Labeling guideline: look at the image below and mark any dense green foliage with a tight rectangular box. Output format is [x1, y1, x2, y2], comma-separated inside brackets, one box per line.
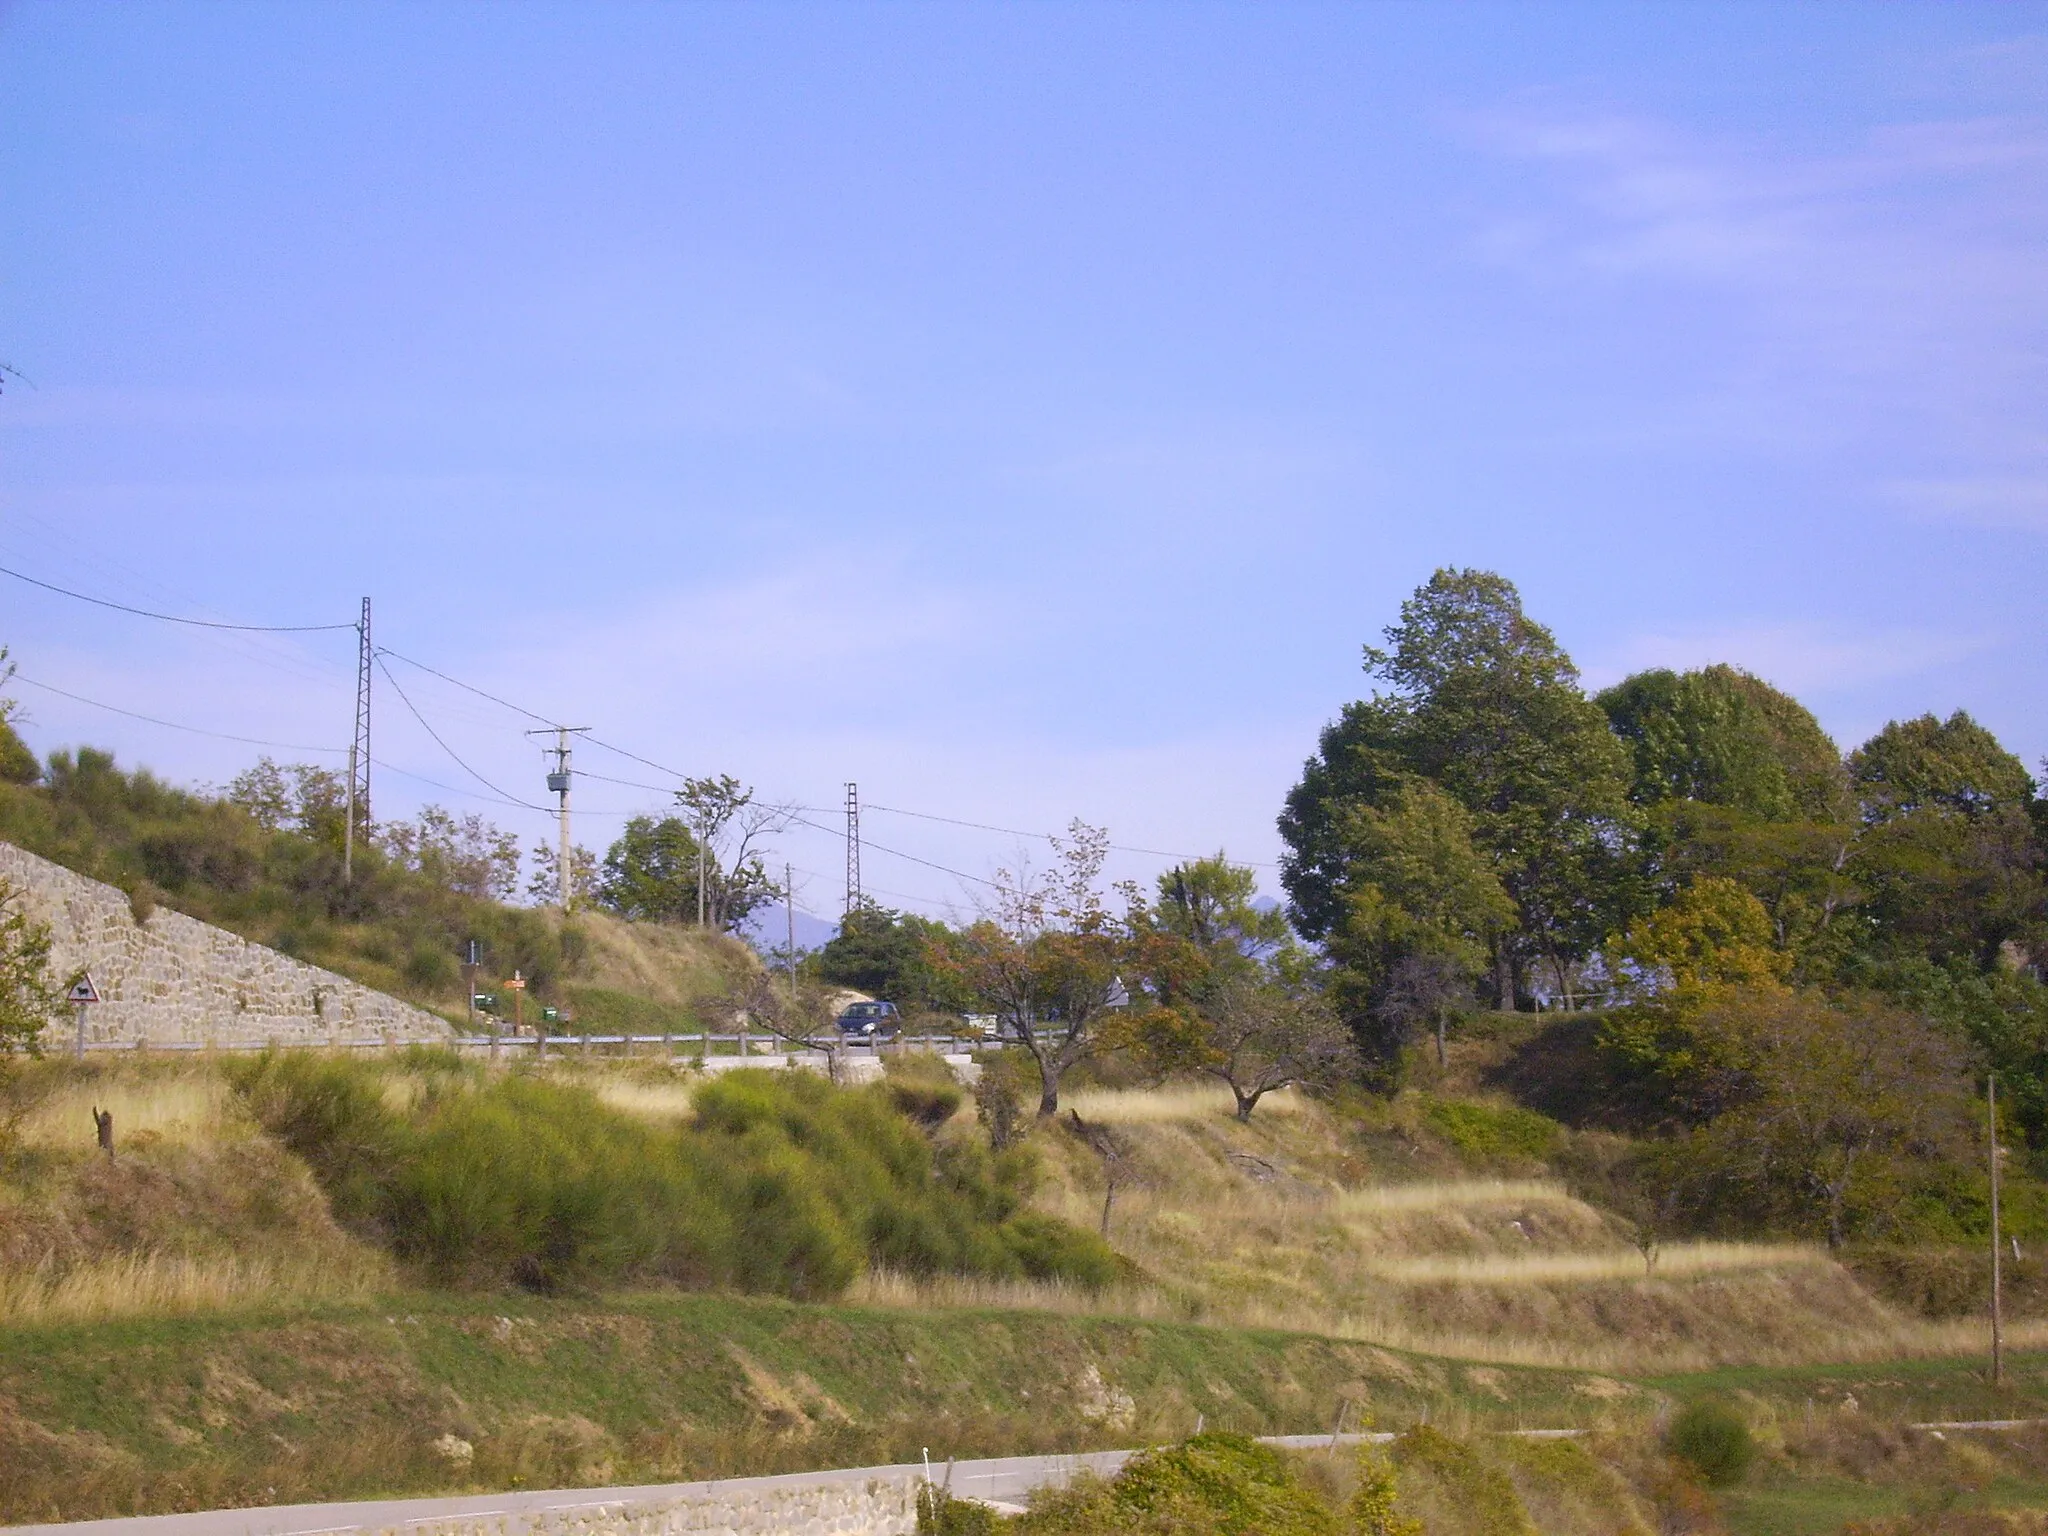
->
[0, 747, 567, 1012]
[1600, 663, 1846, 822]
[810, 899, 969, 1015]
[1281, 569, 1639, 1019]
[597, 813, 706, 924]
[0, 876, 56, 1054]
[1020, 1433, 1340, 1536]
[1664, 1399, 1754, 1487]
[230, 1052, 1115, 1296]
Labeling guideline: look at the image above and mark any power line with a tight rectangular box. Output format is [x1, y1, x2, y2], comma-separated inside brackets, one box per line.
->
[374, 647, 557, 726]
[0, 562, 357, 633]
[574, 768, 681, 794]
[373, 655, 546, 811]
[787, 812, 998, 890]
[369, 758, 640, 819]
[864, 800, 1279, 869]
[583, 734, 691, 781]
[10, 673, 347, 754]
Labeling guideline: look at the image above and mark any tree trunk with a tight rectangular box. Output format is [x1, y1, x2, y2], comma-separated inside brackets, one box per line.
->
[1234, 1086, 1258, 1122]
[1036, 1050, 1062, 1116]
[1435, 1011, 1447, 1068]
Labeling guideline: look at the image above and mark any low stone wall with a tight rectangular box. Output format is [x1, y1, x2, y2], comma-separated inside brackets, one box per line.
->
[0, 840, 453, 1049]
[394, 1478, 920, 1536]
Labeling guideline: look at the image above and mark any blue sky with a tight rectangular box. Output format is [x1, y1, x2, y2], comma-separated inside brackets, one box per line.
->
[2, 2, 2045, 924]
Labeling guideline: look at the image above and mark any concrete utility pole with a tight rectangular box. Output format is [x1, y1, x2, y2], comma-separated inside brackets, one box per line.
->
[786, 862, 797, 1003]
[696, 815, 707, 928]
[1992, 1073, 2006, 1385]
[343, 597, 371, 883]
[526, 725, 590, 909]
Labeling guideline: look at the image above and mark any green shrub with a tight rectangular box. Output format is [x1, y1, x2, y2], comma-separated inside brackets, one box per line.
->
[229, 1052, 409, 1227]
[233, 1056, 1111, 1298]
[917, 1483, 1000, 1535]
[1421, 1097, 1565, 1164]
[1018, 1433, 1338, 1536]
[1391, 1424, 1536, 1535]
[1666, 1399, 1753, 1487]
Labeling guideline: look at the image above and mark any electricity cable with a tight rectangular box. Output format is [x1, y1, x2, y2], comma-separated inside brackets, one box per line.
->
[0, 562, 357, 633]
[10, 673, 347, 755]
[582, 734, 692, 781]
[374, 647, 557, 726]
[787, 812, 998, 890]
[864, 801, 1279, 869]
[373, 655, 547, 811]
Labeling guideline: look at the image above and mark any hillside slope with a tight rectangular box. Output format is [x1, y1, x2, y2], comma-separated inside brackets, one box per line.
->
[904, 1081, 2037, 1374]
[0, 746, 757, 1031]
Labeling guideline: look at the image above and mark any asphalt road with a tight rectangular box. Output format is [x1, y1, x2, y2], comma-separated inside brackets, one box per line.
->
[0, 1433, 1466, 1536]
[0, 1449, 1137, 1536]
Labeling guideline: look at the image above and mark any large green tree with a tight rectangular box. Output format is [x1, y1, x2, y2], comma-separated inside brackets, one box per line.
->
[1844, 712, 2044, 969]
[1150, 852, 1290, 1001]
[1596, 667, 1856, 971]
[1598, 664, 1845, 823]
[597, 814, 703, 924]
[1279, 569, 1636, 1010]
[810, 901, 966, 1015]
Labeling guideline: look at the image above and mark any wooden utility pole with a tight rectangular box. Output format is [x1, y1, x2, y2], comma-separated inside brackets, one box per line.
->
[1992, 1073, 2006, 1385]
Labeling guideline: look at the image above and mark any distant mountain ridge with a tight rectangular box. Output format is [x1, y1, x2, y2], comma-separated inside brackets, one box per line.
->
[741, 901, 841, 955]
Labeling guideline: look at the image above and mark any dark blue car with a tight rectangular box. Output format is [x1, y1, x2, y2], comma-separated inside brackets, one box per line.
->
[835, 1000, 901, 1040]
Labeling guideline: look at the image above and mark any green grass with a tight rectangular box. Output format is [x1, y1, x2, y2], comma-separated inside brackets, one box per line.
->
[0, 1289, 1630, 1522]
[1641, 1350, 2048, 1424]
[1718, 1475, 1913, 1536]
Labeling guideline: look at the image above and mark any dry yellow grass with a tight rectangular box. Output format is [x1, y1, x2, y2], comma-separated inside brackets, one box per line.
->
[1364, 1240, 1829, 1285]
[569, 908, 759, 1007]
[1063, 1083, 1301, 1124]
[590, 1077, 703, 1122]
[1331, 1179, 1574, 1216]
[11, 1072, 240, 1149]
[0, 1248, 391, 1326]
[1002, 1086, 2002, 1373]
[851, 1263, 2048, 1375]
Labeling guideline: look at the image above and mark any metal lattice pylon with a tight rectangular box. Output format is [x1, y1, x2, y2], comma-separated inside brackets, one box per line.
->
[844, 780, 861, 915]
[343, 597, 371, 879]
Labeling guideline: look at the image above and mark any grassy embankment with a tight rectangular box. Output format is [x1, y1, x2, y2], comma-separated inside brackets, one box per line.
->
[866, 1073, 2042, 1376]
[0, 1289, 1629, 1523]
[6, 1051, 2045, 1530]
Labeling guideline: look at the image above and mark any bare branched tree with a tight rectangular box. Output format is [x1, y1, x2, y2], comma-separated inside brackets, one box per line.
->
[928, 822, 1165, 1117]
[1373, 951, 1475, 1069]
[1197, 977, 1359, 1122]
[676, 775, 795, 931]
[1067, 1107, 1140, 1237]
[707, 971, 844, 1080]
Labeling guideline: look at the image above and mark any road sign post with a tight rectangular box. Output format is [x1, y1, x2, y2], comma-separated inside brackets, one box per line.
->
[67, 973, 101, 1059]
[507, 971, 532, 1059]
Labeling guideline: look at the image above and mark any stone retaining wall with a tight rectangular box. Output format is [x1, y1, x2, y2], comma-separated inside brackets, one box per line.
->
[0, 840, 453, 1048]
[391, 1479, 920, 1536]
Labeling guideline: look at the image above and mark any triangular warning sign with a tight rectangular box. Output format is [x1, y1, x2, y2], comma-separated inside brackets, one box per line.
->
[66, 974, 101, 1005]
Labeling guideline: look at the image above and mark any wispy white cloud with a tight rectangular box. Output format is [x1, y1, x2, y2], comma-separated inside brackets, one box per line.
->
[1885, 475, 2048, 533]
[1464, 102, 2048, 482]
[1586, 620, 1995, 697]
